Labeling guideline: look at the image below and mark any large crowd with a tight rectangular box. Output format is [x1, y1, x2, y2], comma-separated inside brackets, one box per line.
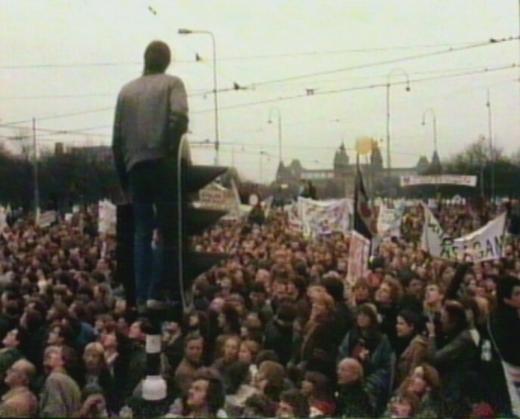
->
[0, 198, 518, 418]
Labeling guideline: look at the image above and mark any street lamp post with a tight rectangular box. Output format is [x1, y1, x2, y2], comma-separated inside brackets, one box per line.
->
[486, 89, 495, 202]
[178, 28, 220, 165]
[385, 68, 411, 175]
[421, 108, 438, 153]
[267, 108, 282, 164]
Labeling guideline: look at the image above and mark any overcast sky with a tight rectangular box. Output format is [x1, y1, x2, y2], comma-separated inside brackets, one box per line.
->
[1, 0, 519, 182]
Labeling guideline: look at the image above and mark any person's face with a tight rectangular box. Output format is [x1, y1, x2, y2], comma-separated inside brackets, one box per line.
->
[83, 349, 103, 372]
[5, 362, 25, 387]
[376, 283, 392, 305]
[254, 370, 268, 392]
[301, 379, 314, 397]
[2, 329, 19, 349]
[396, 316, 415, 338]
[505, 285, 520, 309]
[408, 369, 428, 396]
[337, 361, 359, 385]
[44, 349, 62, 372]
[224, 338, 239, 361]
[128, 322, 142, 340]
[356, 312, 372, 329]
[47, 327, 61, 345]
[311, 301, 327, 319]
[408, 279, 424, 298]
[185, 339, 203, 364]
[276, 401, 295, 418]
[187, 379, 209, 410]
[392, 398, 413, 418]
[250, 292, 265, 308]
[238, 344, 252, 364]
[425, 285, 442, 305]
[101, 332, 117, 350]
[354, 286, 370, 302]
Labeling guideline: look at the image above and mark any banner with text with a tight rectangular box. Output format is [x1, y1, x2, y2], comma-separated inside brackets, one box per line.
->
[98, 200, 116, 235]
[401, 174, 477, 188]
[297, 197, 352, 238]
[421, 204, 506, 263]
[377, 203, 404, 238]
[346, 231, 371, 286]
[199, 182, 240, 220]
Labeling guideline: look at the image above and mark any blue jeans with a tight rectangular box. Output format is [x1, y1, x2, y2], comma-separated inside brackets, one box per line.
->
[128, 159, 180, 304]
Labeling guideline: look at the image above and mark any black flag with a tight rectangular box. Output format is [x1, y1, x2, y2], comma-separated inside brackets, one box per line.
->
[354, 164, 375, 240]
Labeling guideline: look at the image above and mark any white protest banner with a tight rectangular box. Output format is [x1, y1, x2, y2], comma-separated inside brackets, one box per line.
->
[346, 231, 371, 286]
[377, 203, 402, 238]
[38, 211, 57, 228]
[198, 182, 239, 219]
[401, 174, 477, 188]
[298, 197, 351, 238]
[422, 204, 507, 263]
[98, 200, 116, 235]
[262, 196, 274, 218]
[0, 207, 6, 231]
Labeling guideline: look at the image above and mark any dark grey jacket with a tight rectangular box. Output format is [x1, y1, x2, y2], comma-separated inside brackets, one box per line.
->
[112, 73, 188, 188]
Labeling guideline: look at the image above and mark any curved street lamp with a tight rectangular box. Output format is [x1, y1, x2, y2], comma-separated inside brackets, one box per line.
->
[178, 28, 220, 165]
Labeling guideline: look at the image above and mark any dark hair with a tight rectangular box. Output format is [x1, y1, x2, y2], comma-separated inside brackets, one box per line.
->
[398, 309, 424, 335]
[279, 389, 310, 418]
[497, 275, 520, 308]
[321, 276, 344, 302]
[191, 368, 225, 415]
[224, 361, 250, 395]
[244, 393, 276, 417]
[443, 300, 468, 333]
[144, 40, 171, 74]
[303, 371, 332, 400]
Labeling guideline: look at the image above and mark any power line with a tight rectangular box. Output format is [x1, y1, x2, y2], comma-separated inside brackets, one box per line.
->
[0, 39, 499, 69]
[247, 37, 519, 88]
[191, 63, 518, 114]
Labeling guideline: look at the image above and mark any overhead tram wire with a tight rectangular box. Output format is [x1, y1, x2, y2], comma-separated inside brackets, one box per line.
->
[0, 38, 503, 69]
[190, 63, 519, 114]
[1, 62, 516, 135]
[246, 36, 519, 88]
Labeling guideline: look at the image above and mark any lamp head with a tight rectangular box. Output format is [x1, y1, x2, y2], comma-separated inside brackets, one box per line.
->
[268, 119, 273, 124]
[405, 84, 411, 92]
[178, 28, 193, 34]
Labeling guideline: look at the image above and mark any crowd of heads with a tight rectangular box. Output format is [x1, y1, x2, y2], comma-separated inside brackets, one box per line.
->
[0, 199, 518, 417]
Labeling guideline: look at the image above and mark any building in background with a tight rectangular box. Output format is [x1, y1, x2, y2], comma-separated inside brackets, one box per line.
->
[275, 142, 440, 198]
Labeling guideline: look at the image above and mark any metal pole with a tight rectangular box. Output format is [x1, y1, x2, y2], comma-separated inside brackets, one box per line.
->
[259, 151, 263, 183]
[432, 113, 438, 152]
[209, 33, 219, 166]
[278, 113, 282, 164]
[32, 118, 40, 221]
[385, 83, 391, 174]
[486, 89, 495, 202]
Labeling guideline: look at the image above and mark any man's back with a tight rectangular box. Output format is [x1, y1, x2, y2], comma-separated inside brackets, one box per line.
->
[39, 371, 81, 418]
[113, 73, 188, 172]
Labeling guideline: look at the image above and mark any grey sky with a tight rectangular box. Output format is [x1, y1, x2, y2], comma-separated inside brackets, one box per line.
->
[1, 0, 519, 182]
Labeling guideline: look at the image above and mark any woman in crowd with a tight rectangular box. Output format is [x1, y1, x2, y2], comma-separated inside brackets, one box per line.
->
[338, 303, 394, 413]
[394, 309, 428, 386]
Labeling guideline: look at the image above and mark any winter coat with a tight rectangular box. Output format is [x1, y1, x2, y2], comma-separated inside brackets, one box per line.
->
[395, 334, 428, 386]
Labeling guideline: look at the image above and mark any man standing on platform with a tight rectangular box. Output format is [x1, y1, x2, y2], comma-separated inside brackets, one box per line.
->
[112, 40, 189, 311]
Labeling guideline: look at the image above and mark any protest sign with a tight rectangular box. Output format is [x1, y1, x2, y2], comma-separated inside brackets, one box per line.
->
[401, 174, 477, 187]
[199, 182, 240, 219]
[98, 200, 116, 235]
[377, 203, 403, 238]
[346, 231, 371, 286]
[38, 211, 57, 228]
[297, 197, 351, 238]
[421, 204, 506, 263]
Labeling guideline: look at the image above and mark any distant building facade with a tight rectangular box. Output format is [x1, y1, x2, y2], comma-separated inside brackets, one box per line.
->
[275, 142, 440, 198]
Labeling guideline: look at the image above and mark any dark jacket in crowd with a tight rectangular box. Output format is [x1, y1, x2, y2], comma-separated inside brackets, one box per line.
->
[336, 382, 373, 417]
